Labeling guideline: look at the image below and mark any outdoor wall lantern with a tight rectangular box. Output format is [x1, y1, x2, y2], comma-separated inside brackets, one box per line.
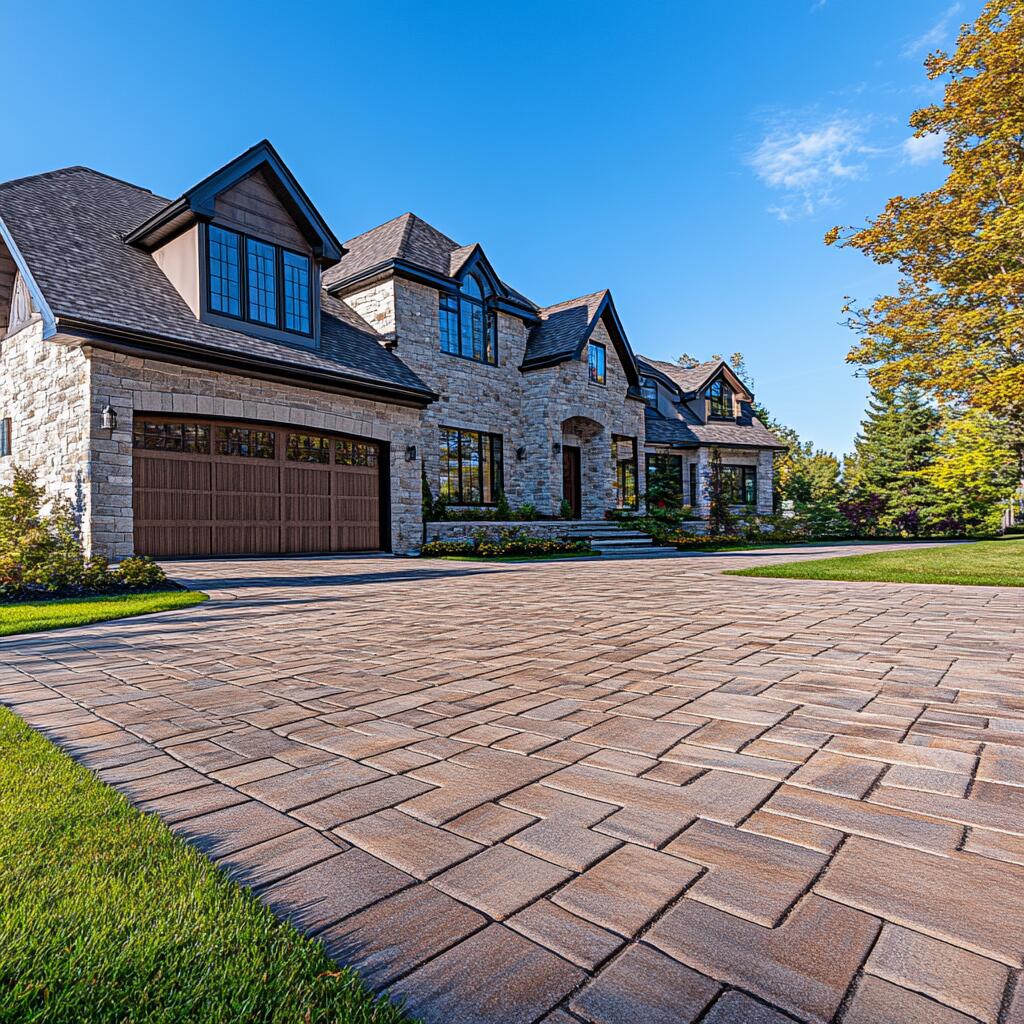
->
[100, 404, 118, 431]
[551, 442, 561, 455]
[515, 446, 526, 461]
[405, 444, 418, 462]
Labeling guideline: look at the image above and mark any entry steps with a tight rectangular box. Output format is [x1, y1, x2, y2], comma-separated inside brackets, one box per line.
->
[563, 520, 679, 557]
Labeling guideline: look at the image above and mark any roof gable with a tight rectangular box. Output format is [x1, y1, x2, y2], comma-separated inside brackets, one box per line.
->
[125, 140, 344, 264]
[637, 356, 752, 401]
[523, 289, 640, 387]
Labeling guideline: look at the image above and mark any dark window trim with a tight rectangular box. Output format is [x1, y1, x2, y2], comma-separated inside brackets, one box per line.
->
[707, 378, 734, 419]
[721, 463, 758, 506]
[439, 425, 504, 506]
[613, 434, 637, 510]
[203, 223, 315, 340]
[588, 342, 607, 386]
[0, 416, 11, 457]
[437, 274, 499, 367]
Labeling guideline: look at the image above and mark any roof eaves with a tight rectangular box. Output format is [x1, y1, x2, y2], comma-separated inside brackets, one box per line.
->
[0, 213, 57, 338]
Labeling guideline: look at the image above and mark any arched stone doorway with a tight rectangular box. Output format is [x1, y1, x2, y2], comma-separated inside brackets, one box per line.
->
[560, 415, 608, 519]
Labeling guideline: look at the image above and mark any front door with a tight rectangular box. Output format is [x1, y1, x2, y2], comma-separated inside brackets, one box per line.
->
[562, 445, 582, 519]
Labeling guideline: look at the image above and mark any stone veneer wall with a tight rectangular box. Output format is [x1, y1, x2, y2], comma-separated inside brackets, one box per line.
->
[0, 321, 93, 539]
[522, 319, 647, 519]
[87, 350, 424, 559]
[665, 445, 773, 516]
[347, 278, 646, 519]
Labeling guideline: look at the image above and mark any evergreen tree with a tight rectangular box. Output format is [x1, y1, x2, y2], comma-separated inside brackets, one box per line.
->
[850, 385, 941, 534]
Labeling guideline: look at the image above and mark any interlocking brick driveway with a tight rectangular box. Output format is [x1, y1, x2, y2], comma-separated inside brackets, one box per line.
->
[3, 544, 1024, 1024]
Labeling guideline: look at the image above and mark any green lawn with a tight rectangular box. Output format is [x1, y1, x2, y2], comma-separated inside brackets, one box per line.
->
[0, 590, 209, 637]
[726, 537, 1024, 587]
[0, 707, 412, 1024]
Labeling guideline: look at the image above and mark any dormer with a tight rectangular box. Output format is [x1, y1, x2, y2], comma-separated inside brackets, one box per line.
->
[126, 140, 344, 350]
[679, 363, 752, 423]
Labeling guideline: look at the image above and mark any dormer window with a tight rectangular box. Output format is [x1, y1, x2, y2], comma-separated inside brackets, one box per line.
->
[588, 342, 606, 386]
[205, 224, 312, 337]
[640, 376, 658, 408]
[439, 273, 497, 365]
[707, 379, 733, 418]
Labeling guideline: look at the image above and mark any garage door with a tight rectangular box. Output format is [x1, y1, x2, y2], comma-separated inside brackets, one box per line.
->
[132, 416, 383, 557]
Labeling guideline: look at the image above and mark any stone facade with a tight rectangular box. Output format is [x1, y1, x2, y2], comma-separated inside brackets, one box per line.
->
[85, 350, 424, 559]
[424, 520, 583, 544]
[646, 444, 774, 516]
[345, 278, 646, 520]
[0, 319, 93, 535]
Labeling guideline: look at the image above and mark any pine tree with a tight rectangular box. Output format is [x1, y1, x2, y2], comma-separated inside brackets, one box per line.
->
[850, 385, 941, 534]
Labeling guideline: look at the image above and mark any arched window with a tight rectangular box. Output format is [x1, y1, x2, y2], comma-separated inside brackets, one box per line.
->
[707, 379, 733, 418]
[438, 272, 498, 365]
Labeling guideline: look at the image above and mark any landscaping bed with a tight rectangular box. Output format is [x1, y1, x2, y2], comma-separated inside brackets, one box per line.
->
[0, 707, 412, 1024]
[725, 537, 1023, 587]
[420, 526, 593, 560]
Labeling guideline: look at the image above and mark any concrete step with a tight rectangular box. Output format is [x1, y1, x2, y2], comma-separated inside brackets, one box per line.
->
[590, 537, 657, 548]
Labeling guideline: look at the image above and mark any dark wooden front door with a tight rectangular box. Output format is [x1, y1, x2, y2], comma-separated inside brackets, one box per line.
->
[132, 416, 384, 557]
[562, 445, 582, 519]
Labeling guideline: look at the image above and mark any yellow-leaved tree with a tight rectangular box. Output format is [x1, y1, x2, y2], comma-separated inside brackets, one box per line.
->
[826, 0, 1024, 483]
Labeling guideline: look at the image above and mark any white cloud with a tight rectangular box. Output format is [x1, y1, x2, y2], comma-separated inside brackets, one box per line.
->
[900, 3, 961, 59]
[902, 131, 946, 164]
[750, 116, 872, 219]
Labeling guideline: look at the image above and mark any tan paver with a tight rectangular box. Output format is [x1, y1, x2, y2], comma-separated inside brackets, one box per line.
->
[2, 545, 1022, 1023]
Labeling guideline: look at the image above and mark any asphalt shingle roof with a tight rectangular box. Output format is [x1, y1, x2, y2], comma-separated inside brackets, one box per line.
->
[523, 290, 609, 367]
[0, 168, 433, 399]
[637, 356, 724, 394]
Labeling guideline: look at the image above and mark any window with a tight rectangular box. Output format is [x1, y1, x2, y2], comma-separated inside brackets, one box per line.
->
[286, 432, 330, 463]
[216, 426, 275, 459]
[588, 342, 606, 385]
[640, 376, 658, 408]
[208, 226, 241, 317]
[439, 273, 497, 365]
[439, 427, 503, 505]
[722, 465, 757, 506]
[707, 379, 733, 418]
[689, 462, 699, 506]
[246, 238, 277, 325]
[336, 438, 379, 467]
[614, 436, 637, 510]
[282, 251, 311, 333]
[0, 417, 11, 457]
[439, 292, 459, 354]
[132, 420, 210, 453]
[206, 225, 312, 336]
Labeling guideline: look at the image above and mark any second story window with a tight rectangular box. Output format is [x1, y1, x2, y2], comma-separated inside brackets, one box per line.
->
[707, 379, 733, 418]
[640, 376, 658, 408]
[588, 342, 606, 385]
[206, 225, 312, 337]
[438, 273, 497, 365]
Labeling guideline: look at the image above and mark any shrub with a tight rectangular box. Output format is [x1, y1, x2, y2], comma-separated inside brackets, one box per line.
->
[558, 499, 574, 520]
[513, 503, 540, 521]
[0, 466, 171, 600]
[421, 527, 592, 559]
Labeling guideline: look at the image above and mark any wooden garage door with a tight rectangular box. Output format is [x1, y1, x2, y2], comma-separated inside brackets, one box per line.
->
[132, 416, 383, 557]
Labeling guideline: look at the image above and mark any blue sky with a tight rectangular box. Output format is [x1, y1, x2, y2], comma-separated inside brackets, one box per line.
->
[3, 0, 976, 455]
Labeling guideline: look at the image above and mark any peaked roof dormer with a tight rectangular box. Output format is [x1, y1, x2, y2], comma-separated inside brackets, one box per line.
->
[637, 357, 753, 402]
[523, 289, 641, 390]
[124, 140, 344, 266]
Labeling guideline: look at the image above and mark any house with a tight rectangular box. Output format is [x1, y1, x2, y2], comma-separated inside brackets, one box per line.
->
[0, 141, 781, 559]
[637, 357, 784, 515]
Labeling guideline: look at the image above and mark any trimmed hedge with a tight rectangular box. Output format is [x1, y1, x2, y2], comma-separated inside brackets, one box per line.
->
[421, 527, 592, 558]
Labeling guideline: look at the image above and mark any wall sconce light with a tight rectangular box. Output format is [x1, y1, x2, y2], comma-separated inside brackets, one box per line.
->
[100, 404, 118, 431]
[551, 442, 561, 455]
[515, 446, 526, 461]
[405, 444, 418, 462]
